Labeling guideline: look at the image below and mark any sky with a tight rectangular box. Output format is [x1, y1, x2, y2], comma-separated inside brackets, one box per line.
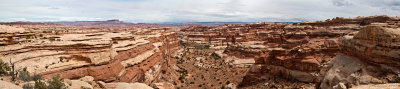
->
[0, 0, 399, 23]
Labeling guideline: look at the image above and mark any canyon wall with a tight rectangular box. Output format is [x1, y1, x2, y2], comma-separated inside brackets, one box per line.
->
[0, 25, 180, 85]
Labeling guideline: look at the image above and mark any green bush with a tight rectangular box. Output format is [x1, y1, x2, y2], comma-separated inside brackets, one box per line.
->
[0, 60, 10, 76]
[81, 86, 91, 89]
[32, 74, 42, 81]
[23, 84, 34, 89]
[18, 67, 42, 81]
[46, 75, 66, 89]
[34, 75, 66, 89]
[34, 80, 47, 89]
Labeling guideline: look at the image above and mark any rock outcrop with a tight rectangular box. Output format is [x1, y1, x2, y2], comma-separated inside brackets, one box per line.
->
[319, 25, 400, 89]
[0, 25, 180, 86]
[105, 82, 153, 89]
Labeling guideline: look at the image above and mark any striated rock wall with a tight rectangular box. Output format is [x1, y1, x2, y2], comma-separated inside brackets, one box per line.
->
[340, 26, 400, 67]
[0, 25, 181, 85]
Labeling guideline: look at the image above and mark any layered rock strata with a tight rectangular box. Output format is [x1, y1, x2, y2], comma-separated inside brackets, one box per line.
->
[0, 25, 180, 85]
[319, 25, 400, 89]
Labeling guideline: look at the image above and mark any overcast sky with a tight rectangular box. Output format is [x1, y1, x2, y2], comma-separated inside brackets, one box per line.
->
[0, 0, 399, 23]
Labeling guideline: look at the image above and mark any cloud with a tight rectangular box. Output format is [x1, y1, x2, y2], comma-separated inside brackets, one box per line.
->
[332, 0, 352, 6]
[0, 0, 399, 22]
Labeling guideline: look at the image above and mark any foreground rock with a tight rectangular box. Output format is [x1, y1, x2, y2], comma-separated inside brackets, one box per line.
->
[0, 80, 22, 89]
[319, 25, 400, 89]
[105, 82, 153, 89]
[350, 83, 400, 89]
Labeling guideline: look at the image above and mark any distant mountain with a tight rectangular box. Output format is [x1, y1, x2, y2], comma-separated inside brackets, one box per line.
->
[49, 19, 129, 26]
[48, 20, 181, 27]
[0, 21, 57, 25]
[157, 22, 255, 25]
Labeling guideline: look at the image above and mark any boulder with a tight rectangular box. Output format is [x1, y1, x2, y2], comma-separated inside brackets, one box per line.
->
[70, 80, 93, 89]
[154, 82, 174, 89]
[105, 82, 153, 89]
[79, 76, 94, 83]
[333, 83, 346, 89]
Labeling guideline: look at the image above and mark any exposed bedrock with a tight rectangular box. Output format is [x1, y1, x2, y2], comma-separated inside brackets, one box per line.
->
[319, 25, 400, 89]
[0, 26, 181, 85]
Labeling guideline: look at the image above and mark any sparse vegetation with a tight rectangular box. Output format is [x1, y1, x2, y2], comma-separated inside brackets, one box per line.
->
[81, 86, 91, 89]
[18, 67, 42, 82]
[33, 75, 66, 89]
[204, 45, 210, 49]
[34, 80, 47, 89]
[0, 60, 10, 76]
[23, 84, 34, 89]
[49, 38, 56, 41]
[211, 52, 221, 60]
[381, 68, 392, 76]
[179, 40, 186, 47]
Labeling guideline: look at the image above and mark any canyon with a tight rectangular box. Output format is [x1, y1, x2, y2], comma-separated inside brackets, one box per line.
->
[0, 15, 399, 89]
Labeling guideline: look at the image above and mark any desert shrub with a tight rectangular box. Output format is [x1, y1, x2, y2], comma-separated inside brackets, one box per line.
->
[211, 52, 221, 60]
[176, 68, 187, 74]
[18, 67, 41, 81]
[393, 77, 400, 83]
[381, 68, 392, 76]
[204, 45, 210, 49]
[33, 75, 65, 89]
[32, 74, 42, 81]
[23, 84, 34, 89]
[179, 76, 185, 81]
[46, 75, 66, 89]
[177, 59, 184, 64]
[0, 60, 10, 76]
[179, 40, 186, 46]
[81, 86, 91, 89]
[49, 38, 56, 41]
[321, 59, 326, 63]
[34, 80, 47, 89]
[270, 84, 276, 88]
[162, 70, 166, 74]
[19, 67, 31, 81]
